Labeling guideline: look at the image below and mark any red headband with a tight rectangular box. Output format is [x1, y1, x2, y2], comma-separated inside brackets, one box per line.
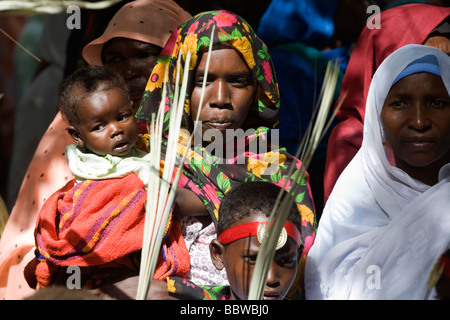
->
[218, 221, 301, 249]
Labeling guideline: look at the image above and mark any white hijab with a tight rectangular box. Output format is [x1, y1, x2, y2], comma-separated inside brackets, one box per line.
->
[305, 44, 450, 300]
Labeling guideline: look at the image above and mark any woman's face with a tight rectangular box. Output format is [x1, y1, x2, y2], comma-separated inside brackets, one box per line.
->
[190, 47, 257, 140]
[72, 86, 138, 157]
[102, 38, 162, 113]
[381, 72, 450, 180]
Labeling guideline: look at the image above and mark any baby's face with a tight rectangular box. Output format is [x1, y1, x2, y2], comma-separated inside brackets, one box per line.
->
[76, 86, 138, 156]
[220, 216, 299, 300]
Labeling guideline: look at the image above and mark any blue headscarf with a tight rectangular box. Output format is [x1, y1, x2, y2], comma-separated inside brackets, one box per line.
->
[257, 0, 339, 48]
[393, 54, 441, 85]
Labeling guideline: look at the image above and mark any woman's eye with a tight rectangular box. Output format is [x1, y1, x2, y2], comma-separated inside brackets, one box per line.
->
[104, 55, 123, 65]
[431, 99, 449, 108]
[195, 77, 208, 86]
[139, 50, 158, 60]
[389, 100, 407, 109]
[231, 79, 250, 87]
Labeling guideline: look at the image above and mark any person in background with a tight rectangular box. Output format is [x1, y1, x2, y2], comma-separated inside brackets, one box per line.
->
[324, 4, 450, 204]
[0, 0, 190, 300]
[1, 15, 26, 208]
[82, 0, 191, 113]
[255, 0, 370, 216]
[7, 1, 132, 211]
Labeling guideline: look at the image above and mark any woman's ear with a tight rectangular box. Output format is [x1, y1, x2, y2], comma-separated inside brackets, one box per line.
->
[66, 126, 84, 148]
[209, 239, 226, 270]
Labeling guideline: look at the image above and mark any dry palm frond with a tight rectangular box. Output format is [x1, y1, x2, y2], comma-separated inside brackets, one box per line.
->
[0, 0, 123, 16]
[136, 51, 191, 300]
[136, 25, 215, 300]
[248, 60, 342, 300]
[0, 195, 8, 238]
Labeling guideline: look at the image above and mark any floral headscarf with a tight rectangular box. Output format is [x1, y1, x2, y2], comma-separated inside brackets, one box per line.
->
[136, 11, 316, 298]
[136, 10, 280, 133]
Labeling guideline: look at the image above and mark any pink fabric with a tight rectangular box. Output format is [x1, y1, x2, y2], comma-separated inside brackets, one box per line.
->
[0, 113, 73, 299]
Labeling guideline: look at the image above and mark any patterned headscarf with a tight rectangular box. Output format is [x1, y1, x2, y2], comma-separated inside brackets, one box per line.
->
[136, 11, 316, 299]
[136, 10, 280, 134]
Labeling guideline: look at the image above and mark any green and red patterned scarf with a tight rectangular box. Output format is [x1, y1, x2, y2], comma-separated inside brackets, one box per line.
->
[136, 10, 280, 133]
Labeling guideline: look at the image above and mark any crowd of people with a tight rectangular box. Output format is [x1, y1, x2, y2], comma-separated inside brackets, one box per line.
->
[0, 0, 449, 301]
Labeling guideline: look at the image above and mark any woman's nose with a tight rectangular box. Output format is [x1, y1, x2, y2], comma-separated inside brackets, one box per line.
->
[209, 79, 232, 108]
[408, 104, 431, 131]
[114, 58, 140, 80]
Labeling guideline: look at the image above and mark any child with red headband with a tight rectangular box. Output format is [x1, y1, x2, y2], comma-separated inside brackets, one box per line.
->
[166, 181, 303, 300]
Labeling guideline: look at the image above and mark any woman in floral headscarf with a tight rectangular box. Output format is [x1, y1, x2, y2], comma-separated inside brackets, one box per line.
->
[136, 10, 316, 299]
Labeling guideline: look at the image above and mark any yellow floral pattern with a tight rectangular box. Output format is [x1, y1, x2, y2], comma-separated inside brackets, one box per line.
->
[247, 151, 287, 177]
[179, 32, 198, 70]
[231, 37, 255, 69]
[145, 61, 167, 93]
[297, 204, 315, 225]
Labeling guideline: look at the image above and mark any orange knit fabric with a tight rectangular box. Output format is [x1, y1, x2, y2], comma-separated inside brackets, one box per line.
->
[25, 173, 189, 289]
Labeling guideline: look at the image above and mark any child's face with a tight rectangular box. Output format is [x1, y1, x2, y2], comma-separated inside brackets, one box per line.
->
[211, 215, 299, 300]
[71, 86, 138, 156]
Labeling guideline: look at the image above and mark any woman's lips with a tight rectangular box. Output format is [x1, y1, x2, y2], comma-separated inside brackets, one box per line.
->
[203, 121, 233, 131]
[403, 137, 435, 150]
[127, 83, 144, 102]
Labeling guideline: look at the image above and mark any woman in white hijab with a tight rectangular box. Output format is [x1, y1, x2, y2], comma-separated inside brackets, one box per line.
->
[305, 44, 450, 300]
